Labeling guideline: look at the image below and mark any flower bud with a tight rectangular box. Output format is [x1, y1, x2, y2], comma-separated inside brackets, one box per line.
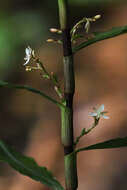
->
[25, 66, 32, 71]
[50, 28, 62, 34]
[94, 15, 101, 20]
[47, 39, 54, 43]
[50, 28, 58, 33]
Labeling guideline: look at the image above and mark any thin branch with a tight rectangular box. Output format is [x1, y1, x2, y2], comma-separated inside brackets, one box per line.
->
[0, 80, 65, 109]
[74, 118, 99, 147]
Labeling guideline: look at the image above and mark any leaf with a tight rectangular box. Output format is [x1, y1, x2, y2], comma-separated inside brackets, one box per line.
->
[0, 140, 64, 190]
[92, 31, 101, 36]
[73, 25, 127, 53]
[0, 80, 64, 108]
[76, 136, 127, 153]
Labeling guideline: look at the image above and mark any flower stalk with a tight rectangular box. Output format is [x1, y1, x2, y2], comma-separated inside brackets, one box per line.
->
[24, 47, 64, 100]
[74, 105, 109, 147]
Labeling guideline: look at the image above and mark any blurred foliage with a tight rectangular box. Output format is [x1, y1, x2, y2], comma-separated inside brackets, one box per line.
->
[0, 1, 127, 190]
[69, 0, 125, 6]
[0, 11, 48, 78]
[0, 0, 126, 79]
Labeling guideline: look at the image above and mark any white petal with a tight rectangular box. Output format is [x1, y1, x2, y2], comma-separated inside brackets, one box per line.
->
[102, 115, 109, 119]
[25, 48, 30, 55]
[25, 46, 32, 56]
[97, 104, 104, 113]
[24, 58, 30, 65]
[24, 60, 29, 65]
[24, 46, 33, 65]
[89, 112, 97, 117]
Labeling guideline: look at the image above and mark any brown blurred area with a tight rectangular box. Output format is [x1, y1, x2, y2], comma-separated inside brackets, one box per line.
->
[0, 0, 127, 190]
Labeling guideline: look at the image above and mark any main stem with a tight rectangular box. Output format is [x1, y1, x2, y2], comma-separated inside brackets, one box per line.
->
[58, 1, 78, 190]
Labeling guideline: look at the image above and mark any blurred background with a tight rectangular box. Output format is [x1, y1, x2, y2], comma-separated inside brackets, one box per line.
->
[0, 0, 127, 190]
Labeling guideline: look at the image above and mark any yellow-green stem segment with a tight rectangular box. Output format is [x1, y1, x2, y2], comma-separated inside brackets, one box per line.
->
[61, 107, 73, 147]
[58, 0, 68, 29]
[61, 107, 78, 190]
[64, 153, 77, 190]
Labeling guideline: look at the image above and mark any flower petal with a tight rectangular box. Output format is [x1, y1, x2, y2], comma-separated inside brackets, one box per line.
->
[25, 46, 32, 56]
[24, 46, 33, 65]
[102, 115, 109, 119]
[24, 58, 30, 65]
[97, 104, 104, 113]
[89, 112, 97, 117]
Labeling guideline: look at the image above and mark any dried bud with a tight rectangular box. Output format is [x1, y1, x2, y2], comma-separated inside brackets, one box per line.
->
[47, 38, 54, 42]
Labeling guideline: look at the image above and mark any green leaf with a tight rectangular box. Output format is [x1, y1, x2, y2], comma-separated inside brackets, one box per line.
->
[73, 25, 127, 53]
[76, 136, 127, 153]
[0, 80, 64, 108]
[0, 140, 64, 190]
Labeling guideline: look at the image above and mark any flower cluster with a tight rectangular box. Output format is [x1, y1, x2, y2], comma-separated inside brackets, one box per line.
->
[89, 104, 109, 120]
[71, 14, 101, 41]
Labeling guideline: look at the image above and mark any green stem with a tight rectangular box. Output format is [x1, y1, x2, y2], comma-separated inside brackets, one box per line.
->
[58, 1, 78, 190]
[58, 0, 68, 29]
[61, 107, 78, 190]
[61, 107, 73, 147]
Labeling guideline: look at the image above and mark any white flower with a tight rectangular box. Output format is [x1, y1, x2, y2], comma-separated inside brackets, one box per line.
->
[89, 104, 109, 120]
[24, 46, 35, 65]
